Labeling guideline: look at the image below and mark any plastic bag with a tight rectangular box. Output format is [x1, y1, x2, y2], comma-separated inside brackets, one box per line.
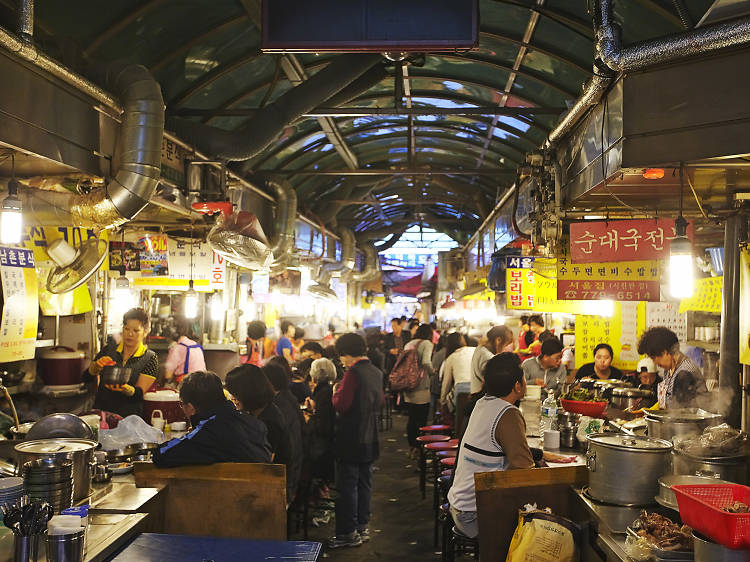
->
[576, 416, 603, 443]
[99, 415, 164, 450]
[206, 210, 273, 270]
[506, 507, 578, 562]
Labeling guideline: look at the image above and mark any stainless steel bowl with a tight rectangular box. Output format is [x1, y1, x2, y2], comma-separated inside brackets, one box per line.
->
[25, 413, 94, 441]
[100, 366, 132, 385]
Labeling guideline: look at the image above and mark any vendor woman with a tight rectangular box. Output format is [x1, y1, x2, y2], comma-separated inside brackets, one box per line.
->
[83, 308, 159, 418]
[637, 327, 708, 409]
[575, 343, 624, 380]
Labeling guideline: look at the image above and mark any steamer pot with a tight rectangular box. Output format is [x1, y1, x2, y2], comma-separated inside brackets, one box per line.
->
[143, 390, 185, 424]
[15, 439, 96, 501]
[671, 448, 750, 485]
[37, 347, 84, 387]
[586, 433, 672, 506]
[645, 408, 723, 441]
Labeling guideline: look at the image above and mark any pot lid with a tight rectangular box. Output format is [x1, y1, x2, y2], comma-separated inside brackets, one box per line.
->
[586, 432, 673, 451]
[144, 390, 180, 401]
[646, 408, 723, 421]
[593, 379, 631, 386]
[39, 347, 84, 360]
[15, 438, 96, 454]
[612, 387, 654, 397]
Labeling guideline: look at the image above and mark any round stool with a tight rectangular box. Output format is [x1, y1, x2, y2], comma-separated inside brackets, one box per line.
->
[420, 424, 452, 434]
[424, 441, 457, 452]
[440, 469, 453, 478]
[416, 434, 450, 498]
[440, 456, 456, 468]
[437, 449, 458, 459]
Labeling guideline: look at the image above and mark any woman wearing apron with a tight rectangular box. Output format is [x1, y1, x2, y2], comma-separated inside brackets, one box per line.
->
[164, 318, 206, 385]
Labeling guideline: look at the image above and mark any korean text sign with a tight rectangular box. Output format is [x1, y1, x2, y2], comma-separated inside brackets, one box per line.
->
[0, 247, 38, 362]
[569, 219, 694, 263]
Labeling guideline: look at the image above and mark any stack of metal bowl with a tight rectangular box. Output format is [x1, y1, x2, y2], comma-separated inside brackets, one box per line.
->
[22, 459, 73, 513]
[0, 477, 24, 508]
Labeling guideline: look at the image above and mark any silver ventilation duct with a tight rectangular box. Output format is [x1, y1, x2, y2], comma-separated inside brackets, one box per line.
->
[15, 62, 164, 228]
[267, 178, 298, 265]
[545, 0, 750, 149]
[167, 54, 382, 162]
[308, 227, 356, 298]
[346, 244, 381, 283]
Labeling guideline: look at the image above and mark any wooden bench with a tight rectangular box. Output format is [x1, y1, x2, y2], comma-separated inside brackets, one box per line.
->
[134, 462, 287, 540]
[475, 465, 588, 560]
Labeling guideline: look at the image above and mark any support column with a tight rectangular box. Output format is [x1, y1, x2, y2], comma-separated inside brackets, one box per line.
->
[719, 214, 746, 428]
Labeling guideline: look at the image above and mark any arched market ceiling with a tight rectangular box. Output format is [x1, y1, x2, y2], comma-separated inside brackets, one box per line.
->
[0, 0, 715, 242]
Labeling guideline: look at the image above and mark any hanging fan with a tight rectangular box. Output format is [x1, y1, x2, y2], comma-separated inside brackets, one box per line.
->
[46, 237, 108, 294]
[194, 202, 273, 270]
[307, 281, 338, 300]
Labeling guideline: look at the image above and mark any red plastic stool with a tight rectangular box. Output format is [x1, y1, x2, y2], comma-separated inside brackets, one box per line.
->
[424, 441, 457, 452]
[438, 449, 458, 458]
[420, 424, 452, 434]
[416, 434, 450, 498]
[440, 456, 456, 468]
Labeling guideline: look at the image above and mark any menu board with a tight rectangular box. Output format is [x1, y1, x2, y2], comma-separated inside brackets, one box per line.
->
[678, 277, 722, 314]
[575, 302, 644, 370]
[0, 247, 38, 362]
[109, 234, 168, 276]
[132, 239, 225, 290]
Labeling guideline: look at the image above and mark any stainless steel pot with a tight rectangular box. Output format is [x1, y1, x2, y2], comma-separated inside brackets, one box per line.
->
[657, 474, 731, 510]
[586, 433, 673, 506]
[645, 408, 723, 441]
[14, 439, 97, 501]
[672, 449, 750, 484]
[611, 387, 654, 410]
[593, 379, 632, 401]
[693, 532, 750, 562]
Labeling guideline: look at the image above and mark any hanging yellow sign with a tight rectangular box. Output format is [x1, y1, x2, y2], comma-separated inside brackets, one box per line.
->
[575, 302, 646, 370]
[740, 248, 750, 365]
[679, 277, 722, 314]
[506, 257, 590, 314]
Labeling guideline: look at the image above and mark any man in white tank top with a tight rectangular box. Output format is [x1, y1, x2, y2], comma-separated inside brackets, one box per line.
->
[447, 353, 534, 538]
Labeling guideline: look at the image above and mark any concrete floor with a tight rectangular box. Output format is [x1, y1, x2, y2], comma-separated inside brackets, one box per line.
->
[296, 411, 448, 561]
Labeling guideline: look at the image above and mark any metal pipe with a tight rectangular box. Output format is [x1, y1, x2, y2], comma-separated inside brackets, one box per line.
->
[318, 227, 356, 283]
[16, 0, 33, 41]
[719, 214, 746, 428]
[0, 25, 122, 112]
[544, 73, 611, 148]
[346, 244, 381, 283]
[266, 178, 298, 264]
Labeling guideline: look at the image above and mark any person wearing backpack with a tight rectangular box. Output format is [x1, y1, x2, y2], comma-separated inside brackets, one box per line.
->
[403, 323, 434, 459]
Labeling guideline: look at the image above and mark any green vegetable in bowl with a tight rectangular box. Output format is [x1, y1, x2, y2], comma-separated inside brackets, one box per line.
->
[563, 388, 597, 402]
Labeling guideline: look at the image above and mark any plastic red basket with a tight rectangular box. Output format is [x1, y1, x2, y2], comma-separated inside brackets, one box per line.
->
[560, 398, 607, 418]
[672, 484, 750, 549]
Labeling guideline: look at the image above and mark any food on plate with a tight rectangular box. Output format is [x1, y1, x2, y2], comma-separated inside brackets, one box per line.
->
[563, 388, 597, 402]
[722, 501, 750, 513]
[632, 511, 693, 552]
[542, 451, 577, 463]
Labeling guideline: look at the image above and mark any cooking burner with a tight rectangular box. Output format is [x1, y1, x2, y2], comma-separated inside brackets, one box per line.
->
[581, 486, 656, 508]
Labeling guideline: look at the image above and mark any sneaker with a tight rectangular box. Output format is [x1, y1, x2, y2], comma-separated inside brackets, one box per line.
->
[358, 528, 371, 542]
[327, 533, 363, 549]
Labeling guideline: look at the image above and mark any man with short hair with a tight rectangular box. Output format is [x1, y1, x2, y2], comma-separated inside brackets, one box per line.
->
[470, 325, 513, 394]
[152, 371, 271, 467]
[383, 317, 411, 374]
[245, 320, 267, 367]
[276, 320, 296, 363]
[448, 353, 533, 538]
[522, 338, 567, 390]
[328, 333, 384, 549]
[300, 341, 325, 360]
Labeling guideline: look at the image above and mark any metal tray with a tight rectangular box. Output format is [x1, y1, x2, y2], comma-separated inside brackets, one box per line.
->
[626, 527, 694, 560]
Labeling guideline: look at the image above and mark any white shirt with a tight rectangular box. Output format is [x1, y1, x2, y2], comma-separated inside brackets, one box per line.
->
[440, 346, 476, 403]
[470, 346, 493, 394]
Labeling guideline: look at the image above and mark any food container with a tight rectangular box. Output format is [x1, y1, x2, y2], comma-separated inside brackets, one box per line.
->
[143, 390, 185, 424]
[611, 387, 654, 410]
[658, 474, 731, 510]
[37, 347, 84, 387]
[560, 426, 578, 449]
[561, 398, 608, 418]
[100, 366, 132, 385]
[693, 532, 750, 561]
[673, 484, 750, 550]
[672, 449, 750, 485]
[586, 433, 673, 506]
[15, 439, 97, 502]
[645, 408, 723, 441]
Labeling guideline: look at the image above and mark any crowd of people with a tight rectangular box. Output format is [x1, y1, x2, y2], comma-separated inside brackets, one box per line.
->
[85, 307, 710, 550]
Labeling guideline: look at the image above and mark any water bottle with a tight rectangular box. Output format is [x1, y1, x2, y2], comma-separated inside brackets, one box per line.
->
[540, 390, 558, 433]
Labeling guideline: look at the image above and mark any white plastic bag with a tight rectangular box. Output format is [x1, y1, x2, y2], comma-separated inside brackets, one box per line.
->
[99, 415, 163, 450]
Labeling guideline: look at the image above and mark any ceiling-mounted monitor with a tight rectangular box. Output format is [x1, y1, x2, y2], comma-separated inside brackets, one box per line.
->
[261, 0, 478, 52]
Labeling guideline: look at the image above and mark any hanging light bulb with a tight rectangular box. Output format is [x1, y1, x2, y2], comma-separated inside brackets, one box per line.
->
[669, 217, 694, 298]
[670, 165, 694, 299]
[1, 157, 23, 244]
[184, 280, 199, 319]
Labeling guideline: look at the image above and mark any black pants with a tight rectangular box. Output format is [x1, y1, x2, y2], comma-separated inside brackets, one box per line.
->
[406, 402, 430, 447]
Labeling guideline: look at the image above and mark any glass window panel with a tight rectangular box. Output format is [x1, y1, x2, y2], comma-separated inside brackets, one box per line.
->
[511, 76, 568, 109]
[479, 0, 535, 38]
[531, 17, 593, 68]
[521, 50, 590, 94]
[186, 56, 277, 110]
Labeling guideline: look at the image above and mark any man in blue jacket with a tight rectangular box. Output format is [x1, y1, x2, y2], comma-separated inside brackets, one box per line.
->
[328, 333, 384, 549]
[152, 371, 271, 467]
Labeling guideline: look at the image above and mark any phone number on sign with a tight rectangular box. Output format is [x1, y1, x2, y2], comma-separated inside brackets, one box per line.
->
[557, 280, 660, 301]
